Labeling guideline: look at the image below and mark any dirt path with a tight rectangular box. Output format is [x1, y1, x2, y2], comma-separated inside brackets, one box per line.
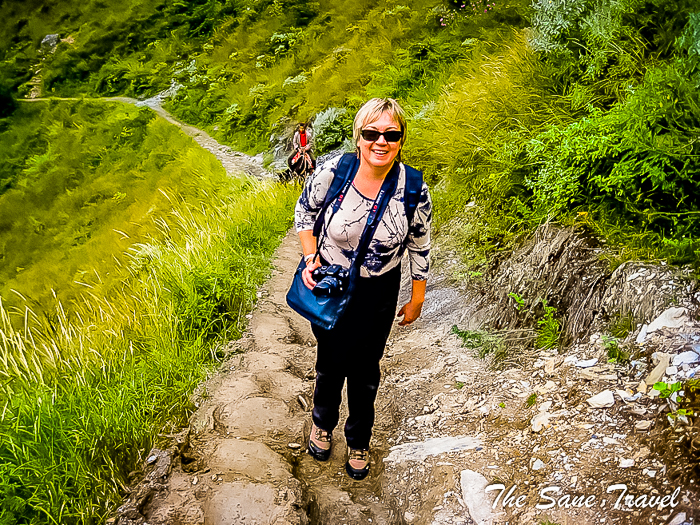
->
[115, 225, 698, 525]
[19, 96, 272, 180]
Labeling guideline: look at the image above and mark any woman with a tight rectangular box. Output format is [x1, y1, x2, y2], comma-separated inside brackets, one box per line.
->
[294, 98, 431, 480]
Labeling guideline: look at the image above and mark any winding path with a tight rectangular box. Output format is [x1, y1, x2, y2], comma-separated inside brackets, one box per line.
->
[19, 96, 273, 180]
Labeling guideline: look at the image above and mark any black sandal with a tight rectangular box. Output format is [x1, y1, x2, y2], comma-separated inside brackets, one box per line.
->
[308, 423, 332, 461]
[345, 448, 370, 480]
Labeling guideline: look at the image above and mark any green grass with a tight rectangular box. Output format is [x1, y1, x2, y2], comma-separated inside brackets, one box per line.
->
[0, 177, 298, 524]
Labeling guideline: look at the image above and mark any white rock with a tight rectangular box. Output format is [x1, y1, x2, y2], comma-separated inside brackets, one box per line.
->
[666, 366, 679, 375]
[619, 458, 634, 468]
[460, 470, 500, 525]
[532, 459, 545, 470]
[668, 512, 687, 525]
[635, 421, 653, 430]
[385, 436, 482, 463]
[576, 358, 598, 368]
[587, 390, 615, 408]
[635, 324, 649, 344]
[645, 353, 671, 385]
[531, 412, 551, 433]
[615, 389, 640, 402]
[545, 358, 556, 374]
[539, 381, 557, 393]
[672, 351, 699, 366]
[643, 468, 657, 478]
[647, 307, 690, 333]
[564, 355, 578, 365]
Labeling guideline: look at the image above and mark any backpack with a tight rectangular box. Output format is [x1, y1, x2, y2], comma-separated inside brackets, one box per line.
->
[312, 153, 423, 238]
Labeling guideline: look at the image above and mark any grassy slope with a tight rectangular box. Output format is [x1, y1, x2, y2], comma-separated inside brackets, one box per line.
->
[0, 100, 233, 312]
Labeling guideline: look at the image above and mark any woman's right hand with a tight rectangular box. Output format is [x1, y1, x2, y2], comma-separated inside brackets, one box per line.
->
[302, 256, 322, 290]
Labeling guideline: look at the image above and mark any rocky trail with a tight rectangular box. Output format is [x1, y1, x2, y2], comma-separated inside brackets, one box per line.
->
[115, 225, 700, 525]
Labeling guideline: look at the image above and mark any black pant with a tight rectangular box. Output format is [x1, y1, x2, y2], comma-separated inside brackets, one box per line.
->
[311, 265, 401, 450]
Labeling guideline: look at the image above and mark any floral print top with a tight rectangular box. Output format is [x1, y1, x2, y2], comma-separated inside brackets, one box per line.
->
[295, 155, 432, 280]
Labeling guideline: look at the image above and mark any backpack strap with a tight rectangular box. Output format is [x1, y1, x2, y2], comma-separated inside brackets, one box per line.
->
[312, 153, 358, 238]
[403, 164, 423, 227]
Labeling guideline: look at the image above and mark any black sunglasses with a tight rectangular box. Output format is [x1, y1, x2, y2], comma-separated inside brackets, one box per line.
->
[360, 129, 403, 143]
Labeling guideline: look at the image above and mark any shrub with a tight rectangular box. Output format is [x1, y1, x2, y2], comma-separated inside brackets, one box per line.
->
[312, 107, 351, 155]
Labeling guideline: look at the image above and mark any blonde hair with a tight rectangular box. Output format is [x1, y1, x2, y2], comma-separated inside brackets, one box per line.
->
[352, 98, 407, 151]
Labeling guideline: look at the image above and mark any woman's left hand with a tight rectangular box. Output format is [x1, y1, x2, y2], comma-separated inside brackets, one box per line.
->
[397, 299, 423, 326]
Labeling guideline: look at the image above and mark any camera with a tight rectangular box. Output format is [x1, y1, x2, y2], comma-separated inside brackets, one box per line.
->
[312, 265, 349, 297]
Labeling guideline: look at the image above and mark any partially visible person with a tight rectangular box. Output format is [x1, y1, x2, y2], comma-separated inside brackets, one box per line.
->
[288, 122, 316, 175]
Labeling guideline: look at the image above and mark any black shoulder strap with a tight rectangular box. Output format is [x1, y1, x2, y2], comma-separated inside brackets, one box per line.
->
[312, 153, 358, 238]
[403, 164, 423, 227]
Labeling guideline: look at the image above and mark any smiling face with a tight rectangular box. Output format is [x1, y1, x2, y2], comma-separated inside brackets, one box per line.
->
[358, 112, 402, 172]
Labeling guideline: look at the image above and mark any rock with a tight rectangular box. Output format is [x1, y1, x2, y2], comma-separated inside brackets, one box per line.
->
[385, 436, 482, 463]
[635, 324, 649, 344]
[40, 34, 60, 54]
[460, 470, 500, 525]
[643, 468, 657, 478]
[672, 351, 699, 366]
[288, 443, 301, 449]
[117, 503, 143, 521]
[637, 381, 647, 394]
[615, 389, 641, 403]
[668, 512, 687, 525]
[576, 358, 598, 368]
[666, 366, 679, 376]
[635, 421, 653, 430]
[647, 307, 690, 333]
[532, 459, 545, 470]
[587, 390, 615, 408]
[619, 458, 634, 468]
[146, 448, 174, 481]
[538, 381, 557, 393]
[580, 370, 618, 381]
[545, 358, 556, 374]
[531, 412, 551, 433]
[645, 353, 671, 385]
[445, 357, 458, 365]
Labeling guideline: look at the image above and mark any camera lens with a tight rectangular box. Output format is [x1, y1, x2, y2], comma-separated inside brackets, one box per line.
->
[312, 277, 338, 297]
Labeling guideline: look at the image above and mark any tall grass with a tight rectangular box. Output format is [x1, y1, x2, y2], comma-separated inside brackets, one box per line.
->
[0, 99, 240, 315]
[0, 178, 298, 524]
